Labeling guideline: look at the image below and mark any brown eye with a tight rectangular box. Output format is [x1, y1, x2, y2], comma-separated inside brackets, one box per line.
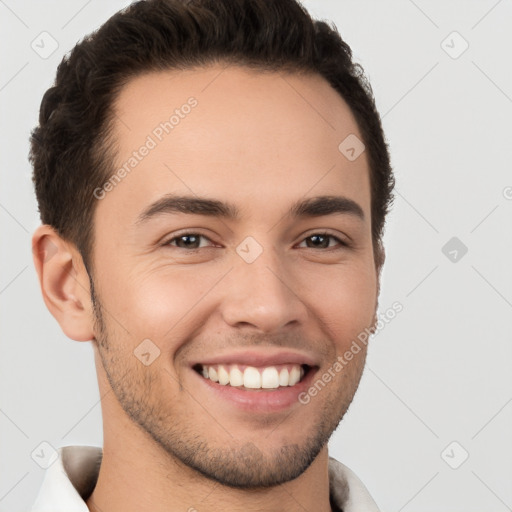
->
[299, 233, 347, 250]
[164, 233, 212, 250]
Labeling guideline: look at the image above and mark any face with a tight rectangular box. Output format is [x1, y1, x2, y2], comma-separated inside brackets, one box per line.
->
[89, 65, 378, 488]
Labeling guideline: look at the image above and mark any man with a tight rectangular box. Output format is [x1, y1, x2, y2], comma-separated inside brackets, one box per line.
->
[30, 0, 394, 510]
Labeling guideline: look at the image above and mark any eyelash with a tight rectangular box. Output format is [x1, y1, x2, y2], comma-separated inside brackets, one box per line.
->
[162, 231, 349, 251]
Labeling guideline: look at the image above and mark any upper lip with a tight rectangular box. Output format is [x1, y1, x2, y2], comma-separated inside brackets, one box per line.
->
[191, 350, 319, 368]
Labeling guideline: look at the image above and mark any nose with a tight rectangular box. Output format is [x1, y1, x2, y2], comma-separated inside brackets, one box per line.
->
[219, 243, 309, 333]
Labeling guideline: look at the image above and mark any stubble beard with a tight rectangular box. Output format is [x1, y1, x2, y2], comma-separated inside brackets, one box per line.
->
[89, 278, 366, 489]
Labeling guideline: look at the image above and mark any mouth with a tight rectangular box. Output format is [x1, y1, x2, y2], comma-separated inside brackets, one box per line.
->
[192, 363, 314, 391]
[189, 351, 320, 413]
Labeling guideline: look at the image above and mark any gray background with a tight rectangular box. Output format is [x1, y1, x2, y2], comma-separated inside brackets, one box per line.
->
[1, 0, 511, 510]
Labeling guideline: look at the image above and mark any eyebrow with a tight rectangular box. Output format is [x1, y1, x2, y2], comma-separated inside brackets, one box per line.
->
[135, 193, 365, 225]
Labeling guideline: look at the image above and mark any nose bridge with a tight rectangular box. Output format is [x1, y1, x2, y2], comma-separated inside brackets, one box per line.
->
[220, 237, 307, 332]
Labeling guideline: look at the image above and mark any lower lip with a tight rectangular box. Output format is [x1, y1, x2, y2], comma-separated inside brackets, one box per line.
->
[192, 366, 318, 413]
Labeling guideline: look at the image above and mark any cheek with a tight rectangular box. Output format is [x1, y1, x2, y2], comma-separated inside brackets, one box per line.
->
[97, 250, 376, 356]
[100, 264, 223, 343]
[297, 262, 377, 346]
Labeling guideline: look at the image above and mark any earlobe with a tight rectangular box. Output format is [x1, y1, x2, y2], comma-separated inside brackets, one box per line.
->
[32, 225, 95, 342]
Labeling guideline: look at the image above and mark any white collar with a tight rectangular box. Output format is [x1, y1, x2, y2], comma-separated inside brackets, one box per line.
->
[30, 446, 380, 512]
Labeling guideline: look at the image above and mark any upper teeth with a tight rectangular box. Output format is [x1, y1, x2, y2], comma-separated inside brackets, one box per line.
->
[200, 364, 305, 389]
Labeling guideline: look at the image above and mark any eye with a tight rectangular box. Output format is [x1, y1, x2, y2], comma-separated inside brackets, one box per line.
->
[164, 232, 214, 250]
[298, 233, 348, 250]
[161, 231, 349, 251]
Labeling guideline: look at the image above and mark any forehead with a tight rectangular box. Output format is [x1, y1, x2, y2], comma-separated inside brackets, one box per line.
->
[113, 65, 363, 150]
[100, 65, 370, 225]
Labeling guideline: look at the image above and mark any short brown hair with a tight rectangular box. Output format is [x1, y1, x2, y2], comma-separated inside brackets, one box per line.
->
[30, 0, 394, 275]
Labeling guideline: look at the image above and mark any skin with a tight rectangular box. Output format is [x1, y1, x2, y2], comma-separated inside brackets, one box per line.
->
[32, 65, 382, 512]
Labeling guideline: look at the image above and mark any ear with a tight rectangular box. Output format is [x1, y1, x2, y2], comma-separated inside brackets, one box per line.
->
[374, 239, 386, 281]
[32, 224, 95, 342]
[371, 240, 386, 333]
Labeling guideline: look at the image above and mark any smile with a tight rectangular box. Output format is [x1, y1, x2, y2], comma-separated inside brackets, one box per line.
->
[193, 363, 311, 390]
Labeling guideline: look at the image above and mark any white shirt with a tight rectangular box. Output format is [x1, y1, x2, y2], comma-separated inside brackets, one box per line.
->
[30, 446, 380, 512]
